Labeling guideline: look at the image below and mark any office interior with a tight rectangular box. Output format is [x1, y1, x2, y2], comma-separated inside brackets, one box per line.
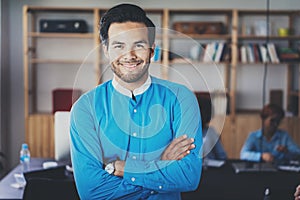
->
[1, 0, 300, 198]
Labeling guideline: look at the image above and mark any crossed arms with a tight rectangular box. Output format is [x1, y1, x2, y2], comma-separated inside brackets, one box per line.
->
[113, 135, 195, 177]
[70, 87, 202, 199]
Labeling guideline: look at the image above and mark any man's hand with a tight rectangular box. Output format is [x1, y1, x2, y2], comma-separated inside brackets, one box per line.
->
[261, 152, 274, 162]
[294, 184, 300, 200]
[276, 145, 288, 153]
[111, 135, 195, 177]
[161, 134, 195, 160]
[114, 160, 125, 177]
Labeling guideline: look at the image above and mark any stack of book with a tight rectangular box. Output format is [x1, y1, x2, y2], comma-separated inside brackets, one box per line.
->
[277, 47, 300, 62]
[190, 42, 230, 63]
[239, 43, 280, 63]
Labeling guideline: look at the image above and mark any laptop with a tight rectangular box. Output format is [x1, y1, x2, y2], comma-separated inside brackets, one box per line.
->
[232, 162, 277, 174]
[54, 111, 71, 162]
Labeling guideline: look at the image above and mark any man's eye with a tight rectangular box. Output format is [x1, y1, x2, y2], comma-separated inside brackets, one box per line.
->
[113, 45, 123, 49]
[136, 44, 145, 48]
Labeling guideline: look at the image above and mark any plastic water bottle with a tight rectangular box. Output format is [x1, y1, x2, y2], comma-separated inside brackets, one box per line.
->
[20, 143, 31, 173]
[263, 188, 271, 200]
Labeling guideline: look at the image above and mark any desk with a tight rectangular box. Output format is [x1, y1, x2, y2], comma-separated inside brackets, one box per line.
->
[182, 160, 300, 200]
[0, 158, 65, 199]
[2, 159, 299, 199]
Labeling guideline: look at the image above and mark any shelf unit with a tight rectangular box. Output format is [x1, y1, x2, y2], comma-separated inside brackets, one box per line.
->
[236, 10, 300, 117]
[23, 6, 100, 157]
[166, 9, 233, 121]
[23, 6, 300, 158]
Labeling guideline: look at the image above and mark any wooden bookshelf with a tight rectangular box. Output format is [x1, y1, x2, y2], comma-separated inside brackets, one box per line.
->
[23, 6, 300, 158]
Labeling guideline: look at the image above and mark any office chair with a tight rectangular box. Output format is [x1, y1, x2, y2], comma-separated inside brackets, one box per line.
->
[22, 166, 79, 200]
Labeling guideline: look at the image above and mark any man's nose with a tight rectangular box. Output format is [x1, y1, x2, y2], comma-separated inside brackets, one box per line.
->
[122, 49, 137, 59]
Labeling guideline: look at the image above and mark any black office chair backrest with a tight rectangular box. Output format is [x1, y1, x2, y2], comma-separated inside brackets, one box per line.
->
[22, 166, 79, 200]
[23, 178, 80, 200]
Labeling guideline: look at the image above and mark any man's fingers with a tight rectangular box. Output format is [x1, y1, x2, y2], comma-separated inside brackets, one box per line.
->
[173, 140, 195, 159]
[171, 140, 193, 157]
[162, 135, 188, 157]
[169, 134, 188, 148]
[167, 135, 191, 154]
[176, 150, 190, 160]
[188, 144, 196, 150]
[161, 135, 195, 160]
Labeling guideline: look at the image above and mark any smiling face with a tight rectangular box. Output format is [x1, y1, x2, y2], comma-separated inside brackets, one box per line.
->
[105, 22, 154, 89]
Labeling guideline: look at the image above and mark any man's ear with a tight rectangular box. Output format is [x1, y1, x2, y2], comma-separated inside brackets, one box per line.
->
[150, 43, 155, 58]
[103, 44, 109, 58]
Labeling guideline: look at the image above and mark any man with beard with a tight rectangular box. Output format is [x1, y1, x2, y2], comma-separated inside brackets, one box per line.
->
[240, 103, 300, 164]
[70, 4, 202, 200]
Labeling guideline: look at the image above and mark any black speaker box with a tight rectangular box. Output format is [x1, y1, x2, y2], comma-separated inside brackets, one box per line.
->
[40, 19, 88, 33]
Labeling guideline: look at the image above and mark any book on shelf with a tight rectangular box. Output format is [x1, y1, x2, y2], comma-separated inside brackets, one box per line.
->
[220, 44, 230, 62]
[252, 44, 261, 63]
[203, 42, 215, 62]
[240, 45, 247, 63]
[267, 43, 280, 63]
[202, 42, 227, 63]
[239, 43, 281, 64]
[186, 42, 228, 63]
[258, 44, 269, 63]
[214, 42, 225, 62]
[278, 47, 300, 62]
[189, 43, 207, 62]
[246, 44, 255, 63]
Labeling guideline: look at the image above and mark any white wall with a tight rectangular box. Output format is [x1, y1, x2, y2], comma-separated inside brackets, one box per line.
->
[4, 0, 300, 169]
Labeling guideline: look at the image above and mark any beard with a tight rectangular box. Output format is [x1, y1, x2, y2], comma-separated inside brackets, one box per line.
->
[111, 57, 151, 83]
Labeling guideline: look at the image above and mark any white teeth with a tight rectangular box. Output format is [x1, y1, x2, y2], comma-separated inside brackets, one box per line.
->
[122, 62, 140, 67]
[123, 64, 136, 67]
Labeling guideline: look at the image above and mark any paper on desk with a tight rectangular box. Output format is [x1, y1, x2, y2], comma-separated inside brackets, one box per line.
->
[205, 159, 225, 167]
[10, 173, 26, 189]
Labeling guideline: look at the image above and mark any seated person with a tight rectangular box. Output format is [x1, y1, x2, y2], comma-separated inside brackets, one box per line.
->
[240, 103, 300, 165]
[198, 97, 227, 160]
[295, 184, 300, 200]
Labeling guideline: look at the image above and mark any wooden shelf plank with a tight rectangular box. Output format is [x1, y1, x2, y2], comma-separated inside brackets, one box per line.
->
[169, 9, 233, 14]
[169, 33, 231, 40]
[238, 10, 300, 15]
[27, 6, 95, 12]
[238, 35, 300, 40]
[28, 32, 94, 38]
[238, 62, 300, 65]
[170, 60, 230, 65]
[27, 6, 163, 13]
[30, 58, 93, 64]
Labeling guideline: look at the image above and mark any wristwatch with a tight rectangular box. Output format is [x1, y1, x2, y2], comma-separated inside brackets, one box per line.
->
[105, 162, 115, 175]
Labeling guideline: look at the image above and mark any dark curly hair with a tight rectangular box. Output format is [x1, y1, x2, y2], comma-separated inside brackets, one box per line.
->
[99, 4, 156, 47]
[260, 103, 285, 120]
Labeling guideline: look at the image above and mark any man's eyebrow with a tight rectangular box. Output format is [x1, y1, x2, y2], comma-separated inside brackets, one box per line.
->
[134, 40, 148, 44]
[111, 41, 124, 45]
[110, 40, 148, 45]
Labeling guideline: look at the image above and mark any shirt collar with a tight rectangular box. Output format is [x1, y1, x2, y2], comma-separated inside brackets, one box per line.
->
[257, 129, 280, 140]
[112, 75, 151, 98]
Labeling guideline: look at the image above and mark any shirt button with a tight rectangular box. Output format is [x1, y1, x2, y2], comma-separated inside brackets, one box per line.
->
[132, 156, 137, 160]
[132, 132, 137, 137]
[131, 177, 136, 182]
[159, 185, 162, 189]
[133, 109, 137, 113]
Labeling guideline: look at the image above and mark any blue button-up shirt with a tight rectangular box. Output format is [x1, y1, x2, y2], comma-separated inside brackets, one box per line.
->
[240, 129, 300, 164]
[70, 76, 202, 200]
